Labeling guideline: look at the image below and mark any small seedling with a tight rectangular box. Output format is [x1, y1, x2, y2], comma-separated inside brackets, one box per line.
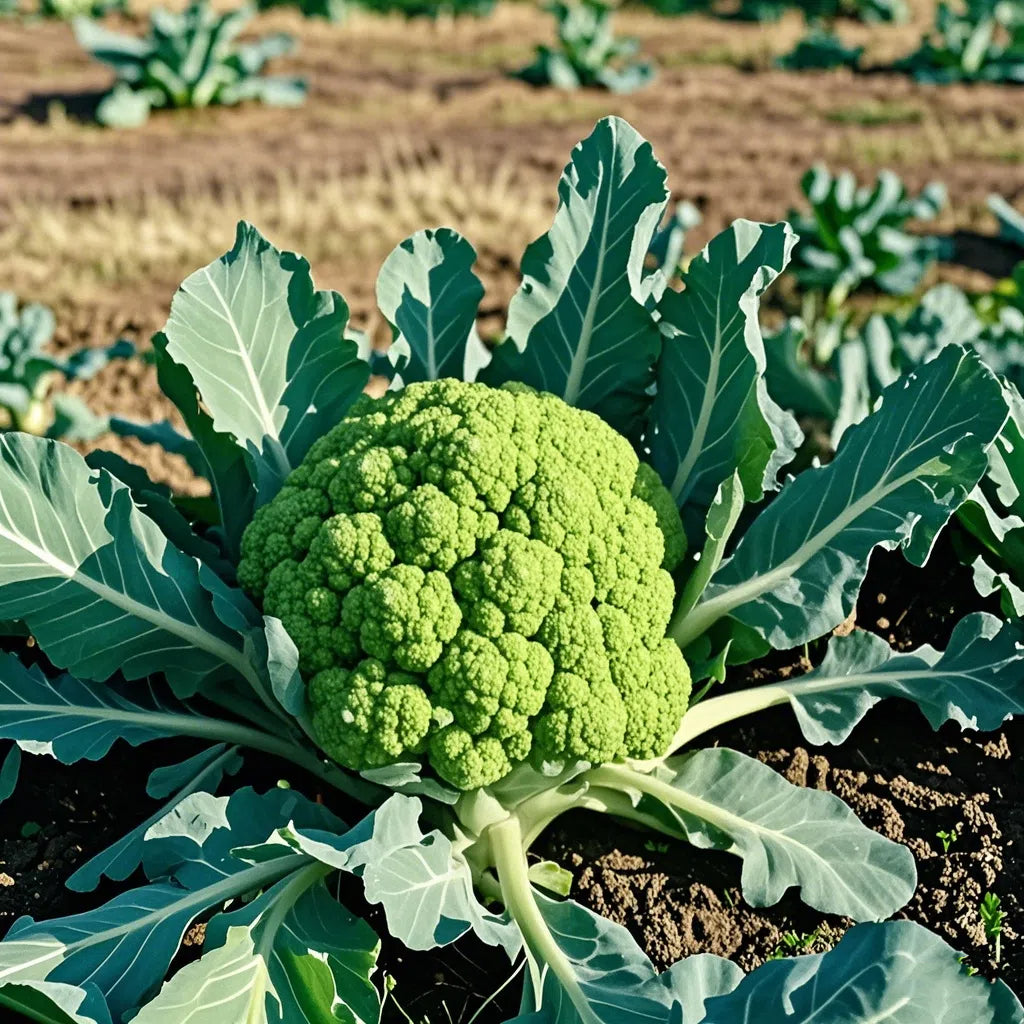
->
[643, 839, 670, 854]
[981, 893, 1007, 963]
[768, 929, 821, 959]
[513, 0, 654, 93]
[959, 953, 980, 977]
[75, 1, 307, 129]
[936, 828, 958, 853]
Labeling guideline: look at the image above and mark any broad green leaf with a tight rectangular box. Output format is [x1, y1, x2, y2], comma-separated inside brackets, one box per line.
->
[658, 955, 741, 1022]
[0, 656, 209, 762]
[726, 613, 1024, 747]
[674, 472, 744, 621]
[485, 116, 668, 433]
[142, 787, 342, 889]
[206, 879, 381, 1024]
[596, 749, 915, 921]
[376, 228, 485, 383]
[0, 790, 344, 1018]
[159, 222, 369, 501]
[0, 743, 18, 804]
[0, 434, 255, 697]
[762, 318, 840, 421]
[958, 380, 1024, 617]
[106, 416, 206, 480]
[147, 744, 243, 799]
[0, 979, 111, 1024]
[674, 613, 1024, 754]
[0, 885, 230, 1021]
[677, 345, 1007, 650]
[150, 338, 257, 558]
[519, 896, 674, 1024]
[648, 220, 800, 534]
[83, 449, 231, 577]
[131, 928, 272, 1024]
[320, 795, 520, 955]
[67, 745, 242, 893]
[698, 921, 1024, 1023]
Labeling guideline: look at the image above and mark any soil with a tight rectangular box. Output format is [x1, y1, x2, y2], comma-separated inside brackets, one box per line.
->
[1, 1, 1023, 1020]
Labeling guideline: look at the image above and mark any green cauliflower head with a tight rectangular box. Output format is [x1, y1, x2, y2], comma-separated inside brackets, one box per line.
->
[239, 379, 690, 790]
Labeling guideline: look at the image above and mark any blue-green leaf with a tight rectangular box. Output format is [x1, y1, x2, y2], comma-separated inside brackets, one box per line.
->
[67, 745, 243, 893]
[520, 896, 674, 1024]
[376, 228, 485, 383]
[0, 435, 255, 697]
[0, 979, 111, 1024]
[206, 879, 381, 1024]
[677, 345, 1008, 650]
[698, 921, 1023, 1024]
[597, 749, 916, 921]
[648, 219, 799, 535]
[485, 116, 668, 433]
[131, 928, 272, 1024]
[158, 222, 369, 503]
[756, 612, 1024, 745]
[0, 743, 18, 805]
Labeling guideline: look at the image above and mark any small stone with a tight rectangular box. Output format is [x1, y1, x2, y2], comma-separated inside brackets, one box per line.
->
[877, 617, 890, 630]
[0, 873, 13, 887]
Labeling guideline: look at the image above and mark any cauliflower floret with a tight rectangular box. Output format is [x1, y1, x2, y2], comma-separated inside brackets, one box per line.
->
[239, 379, 690, 790]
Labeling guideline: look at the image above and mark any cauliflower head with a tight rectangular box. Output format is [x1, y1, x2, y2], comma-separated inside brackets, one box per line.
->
[239, 379, 690, 790]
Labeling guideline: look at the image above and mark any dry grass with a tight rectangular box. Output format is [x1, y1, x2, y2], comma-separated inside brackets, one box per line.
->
[0, 140, 556, 321]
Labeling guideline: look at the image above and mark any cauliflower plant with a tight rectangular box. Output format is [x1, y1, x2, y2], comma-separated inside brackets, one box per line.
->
[239, 379, 690, 790]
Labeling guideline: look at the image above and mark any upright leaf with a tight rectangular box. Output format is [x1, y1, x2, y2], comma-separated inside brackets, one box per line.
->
[376, 229, 485, 383]
[0, 435, 255, 697]
[485, 116, 668, 433]
[158, 222, 370, 503]
[676, 346, 1007, 650]
[648, 220, 800, 534]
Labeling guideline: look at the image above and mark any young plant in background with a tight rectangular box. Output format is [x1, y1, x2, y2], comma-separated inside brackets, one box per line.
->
[39, 0, 125, 17]
[638, 0, 904, 21]
[254, 0, 348, 21]
[776, 27, 863, 71]
[75, 1, 307, 129]
[0, 293, 132, 440]
[991, 194, 1024, 252]
[357, 0, 495, 17]
[788, 165, 947, 311]
[0, 118, 1022, 1024]
[897, 0, 1024, 84]
[514, 0, 654, 93]
[646, 199, 701, 286]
